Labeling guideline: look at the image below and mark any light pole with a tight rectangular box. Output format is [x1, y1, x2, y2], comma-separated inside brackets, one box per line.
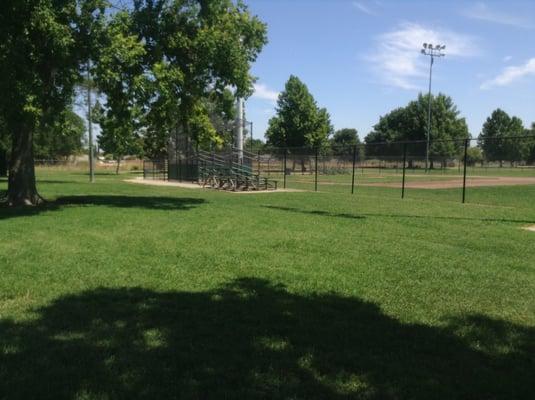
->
[246, 120, 253, 152]
[236, 98, 244, 163]
[86, 60, 95, 183]
[421, 43, 445, 172]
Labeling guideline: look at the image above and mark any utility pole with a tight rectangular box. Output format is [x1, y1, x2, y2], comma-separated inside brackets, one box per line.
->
[421, 43, 445, 172]
[249, 121, 253, 152]
[87, 60, 95, 183]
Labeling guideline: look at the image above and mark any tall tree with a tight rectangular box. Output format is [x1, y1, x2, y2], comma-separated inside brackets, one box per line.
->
[266, 75, 333, 150]
[93, 10, 146, 173]
[0, 0, 106, 205]
[330, 128, 360, 156]
[131, 0, 267, 156]
[478, 109, 525, 166]
[94, 101, 143, 174]
[365, 93, 469, 165]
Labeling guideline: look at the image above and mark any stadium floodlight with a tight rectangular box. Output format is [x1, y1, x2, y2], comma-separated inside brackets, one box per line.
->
[420, 42, 446, 172]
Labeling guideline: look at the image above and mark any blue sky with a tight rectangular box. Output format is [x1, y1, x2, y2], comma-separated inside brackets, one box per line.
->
[245, 0, 535, 141]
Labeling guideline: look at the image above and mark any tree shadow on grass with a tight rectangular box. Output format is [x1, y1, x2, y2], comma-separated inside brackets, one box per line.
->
[263, 205, 535, 225]
[0, 195, 205, 220]
[36, 179, 80, 185]
[1, 278, 533, 399]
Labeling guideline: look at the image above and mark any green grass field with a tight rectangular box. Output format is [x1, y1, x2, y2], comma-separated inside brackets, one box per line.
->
[1, 170, 535, 399]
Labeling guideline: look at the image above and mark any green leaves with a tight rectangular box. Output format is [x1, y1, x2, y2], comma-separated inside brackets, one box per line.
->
[365, 93, 469, 158]
[34, 108, 85, 159]
[266, 75, 333, 151]
[131, 0, 267, 152]
[478, 109, 530, 163]
[93, 10, 147, 162]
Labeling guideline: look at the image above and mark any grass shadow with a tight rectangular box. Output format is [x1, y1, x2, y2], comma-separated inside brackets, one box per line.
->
[0, 195, 205, 220]
[263, 205, 365, 220]
[36, 180, 79, 185]
[55, 195, 205, 210]
[263, 205, 535, 225]
[0, 278, 533, 399]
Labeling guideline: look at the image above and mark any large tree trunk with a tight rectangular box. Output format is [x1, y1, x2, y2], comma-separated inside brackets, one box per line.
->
[7, 124, 43, 206]
[0, 148, 7, 177]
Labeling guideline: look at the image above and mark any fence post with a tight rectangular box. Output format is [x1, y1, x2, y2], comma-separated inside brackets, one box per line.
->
[402, 143, 407, 199]
[314, 147, 318, 192]
[462, 138, 468, 204]
[283, 150, 287, 189]
[351, 145, 357, 194]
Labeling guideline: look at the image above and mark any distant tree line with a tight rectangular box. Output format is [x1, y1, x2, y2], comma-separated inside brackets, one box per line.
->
[263, 85, 535, 167]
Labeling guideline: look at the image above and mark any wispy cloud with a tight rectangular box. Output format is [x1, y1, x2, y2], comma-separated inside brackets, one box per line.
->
[462, 2, 534, 29]
[481, 58, 535, 89]
[368, 23, 478, 90]
[353, 1, 377, 16]
[252, 83, 279, 103]
[503, 55, 513, 63]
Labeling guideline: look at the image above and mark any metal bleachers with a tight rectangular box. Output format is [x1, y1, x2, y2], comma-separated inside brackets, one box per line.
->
[197, 148, 277, 191]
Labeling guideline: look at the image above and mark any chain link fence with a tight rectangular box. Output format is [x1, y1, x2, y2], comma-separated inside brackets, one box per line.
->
[140, 135, 535, 207]
[251, 136, 535, 206]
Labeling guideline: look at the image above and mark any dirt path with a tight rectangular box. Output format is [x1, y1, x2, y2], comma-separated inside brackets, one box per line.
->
[363, 176, 535, 189]
[125, 177, 202, 189]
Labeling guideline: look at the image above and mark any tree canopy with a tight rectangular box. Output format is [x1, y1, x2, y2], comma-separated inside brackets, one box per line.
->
[0, 0, 106, 204]
[364, 93, 469, 161]
[131, 0, 267, 156]
[0, 0, 267, 205]
[266, 75, 333, 151]
[478, 109, 529, 165]
[330, 128, 360, 156]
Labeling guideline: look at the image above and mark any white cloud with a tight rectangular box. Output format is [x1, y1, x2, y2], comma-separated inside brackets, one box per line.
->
[368, 23, 477, 90]
[252, 83, 279, 103]
[503, 55, 513, 62]
[481, 58, 535, 89]
[353, 1, 377, 16]
[462, 2, 534, 29]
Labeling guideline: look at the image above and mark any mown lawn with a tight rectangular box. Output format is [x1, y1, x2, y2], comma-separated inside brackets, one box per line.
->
[1, 170, 534, 399]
